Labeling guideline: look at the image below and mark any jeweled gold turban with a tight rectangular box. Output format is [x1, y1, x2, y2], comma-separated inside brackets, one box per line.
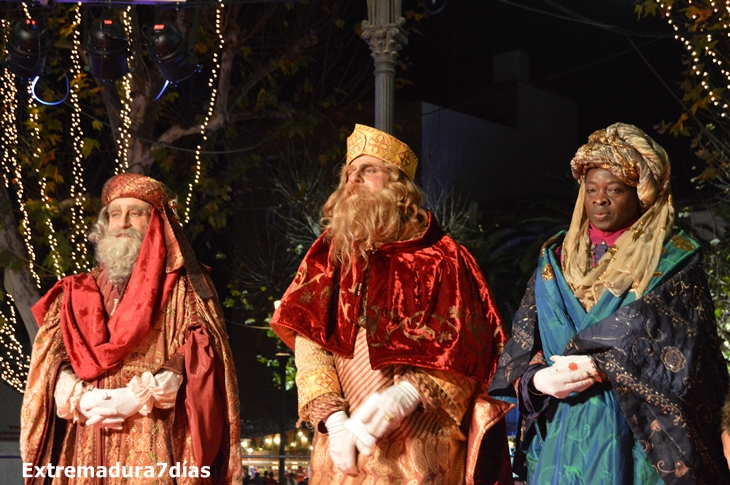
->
[570, 123, 671, 211]
[100, 173, 212, 297]
[346, 124, 418, 180]
[562, 122, 674, 310]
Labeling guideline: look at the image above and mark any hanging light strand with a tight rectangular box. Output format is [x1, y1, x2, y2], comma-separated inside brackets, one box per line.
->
[0, 19, 13, 188]
[69, 3, 90, 271]
[183, 0, 225, 224]
[0, 76, 18, 191]
[0, 293, 31, 393]
[116, 6, 134, 174]
[2, 12, 41, 287]
[27, 88, 64, 278]
[20, 2, 31, 21]
[658, 1, 730, 117]
[9, 100, 41, 287]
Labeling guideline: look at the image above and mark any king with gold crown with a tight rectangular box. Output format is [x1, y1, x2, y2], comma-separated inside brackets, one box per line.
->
[270, 124, 513, 485]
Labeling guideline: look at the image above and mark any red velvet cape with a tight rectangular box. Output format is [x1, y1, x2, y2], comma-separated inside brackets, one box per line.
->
[271, 214, 506, 384]
[31, 210, 176, 381]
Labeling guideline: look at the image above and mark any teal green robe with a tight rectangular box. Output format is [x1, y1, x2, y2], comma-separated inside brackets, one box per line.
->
[490, 231, 729, 485]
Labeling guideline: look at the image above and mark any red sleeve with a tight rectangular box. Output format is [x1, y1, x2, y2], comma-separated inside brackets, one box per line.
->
[181, 326, 225, 468]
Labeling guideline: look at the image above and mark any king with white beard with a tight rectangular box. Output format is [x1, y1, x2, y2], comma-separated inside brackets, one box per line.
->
[21, 174, 242, 485]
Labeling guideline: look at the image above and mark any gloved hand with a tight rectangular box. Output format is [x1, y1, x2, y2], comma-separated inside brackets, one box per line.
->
[79, 387, 143, 429]
[82, 407, 126, 430]
[324, 411, 359, 476]
[345, 394, 380, 456]
[348, 381, 421, 446]
[532, 355, 600, 399]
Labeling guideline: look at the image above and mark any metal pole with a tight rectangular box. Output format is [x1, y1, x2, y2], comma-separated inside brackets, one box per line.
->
[361, 0, 407, 134]
[276, 353, 290, 484]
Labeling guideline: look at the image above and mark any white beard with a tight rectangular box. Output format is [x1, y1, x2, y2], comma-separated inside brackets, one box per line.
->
[94, 227, 144, 286]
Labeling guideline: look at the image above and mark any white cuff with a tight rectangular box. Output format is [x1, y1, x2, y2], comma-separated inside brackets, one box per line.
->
[54, 366, 86, 422]
[127, 370, 182, 415]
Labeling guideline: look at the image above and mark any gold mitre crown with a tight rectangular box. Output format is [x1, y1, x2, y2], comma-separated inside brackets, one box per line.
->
[346, 124, 418, 180]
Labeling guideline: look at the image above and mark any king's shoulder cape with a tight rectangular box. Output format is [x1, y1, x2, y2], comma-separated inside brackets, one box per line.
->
[271, 214, 507, 383]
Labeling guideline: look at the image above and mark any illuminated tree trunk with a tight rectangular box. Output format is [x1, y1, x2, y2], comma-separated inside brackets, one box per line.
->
[0, 184, 39, 342]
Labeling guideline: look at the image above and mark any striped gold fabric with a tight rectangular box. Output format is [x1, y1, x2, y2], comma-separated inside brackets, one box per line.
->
[308, 328, 470, 485]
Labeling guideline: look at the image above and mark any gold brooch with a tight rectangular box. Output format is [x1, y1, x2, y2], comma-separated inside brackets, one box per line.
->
[541, 263, 555, 281]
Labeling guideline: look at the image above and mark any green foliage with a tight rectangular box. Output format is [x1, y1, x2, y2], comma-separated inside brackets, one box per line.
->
[639, 1, 730, 368]
[256, 354, 296, 391]
[637, 1, 730, 189]
[703, 237, 730, 366]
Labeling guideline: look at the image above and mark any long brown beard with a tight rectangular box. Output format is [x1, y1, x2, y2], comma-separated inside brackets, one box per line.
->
[94, 227, 144, 286]
[324, 184, 423, 268]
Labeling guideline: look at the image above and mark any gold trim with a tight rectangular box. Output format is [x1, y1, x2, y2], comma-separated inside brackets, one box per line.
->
[670, 235, 695, 252]
[540, 235, 560, 257]
[295, 368, 342, 411]
[541, 263, 555, 281]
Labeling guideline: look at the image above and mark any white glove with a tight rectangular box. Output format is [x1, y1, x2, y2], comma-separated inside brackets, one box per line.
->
[79, 387, 143, 429]
[348, 381, 421, 446]
[532, 355, 600, 399]
[82, 407, 126, 430]
[345, 394, 380, 456]
[324, 411, 359, 476]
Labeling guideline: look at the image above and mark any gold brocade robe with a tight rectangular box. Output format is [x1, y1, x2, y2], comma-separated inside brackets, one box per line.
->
[20, 271, 242, 485]
[298, 328, 510, 485]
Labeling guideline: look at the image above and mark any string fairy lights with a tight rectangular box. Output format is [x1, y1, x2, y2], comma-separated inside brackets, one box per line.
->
[183, 0, 225, 224]
[1, 13, 41, 289]
[0, 21, 32, 388]
[0, 293, 30, 394]
[0, 19, 14, 189]
[116, 6, 134, 174]
[36, 165, 64, 278]
[27, 90, 64, 279]
[656, 0, 730, 117]
[68, 2, 90, 272]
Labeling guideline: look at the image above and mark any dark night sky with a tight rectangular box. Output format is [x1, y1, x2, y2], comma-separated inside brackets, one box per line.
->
[400, 0, 698, 200]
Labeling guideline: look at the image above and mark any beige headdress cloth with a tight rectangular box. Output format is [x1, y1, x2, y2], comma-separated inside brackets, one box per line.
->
[562, 122, 674, 310]
[346, 124, 418, 180]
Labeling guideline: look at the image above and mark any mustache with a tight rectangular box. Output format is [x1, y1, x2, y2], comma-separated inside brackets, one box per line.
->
[109, 227, 144, 239]
[348, 185, 369, 195]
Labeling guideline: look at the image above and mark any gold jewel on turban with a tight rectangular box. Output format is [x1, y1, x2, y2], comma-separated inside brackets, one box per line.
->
[570, 123, 670, 211]
[562, 123, 674, 310]
[346, 124, 418, 180]
[100, 173, 212, 298]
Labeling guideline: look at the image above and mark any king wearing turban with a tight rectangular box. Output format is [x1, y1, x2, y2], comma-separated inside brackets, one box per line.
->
[20, 174, 242, 485]
[489, 123, 730, 485]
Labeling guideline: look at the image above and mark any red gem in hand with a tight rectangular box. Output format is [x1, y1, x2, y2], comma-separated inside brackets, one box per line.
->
[568, 362, 578, 371]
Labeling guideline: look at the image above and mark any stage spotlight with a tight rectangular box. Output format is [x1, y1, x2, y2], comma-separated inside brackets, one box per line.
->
[7, 19, 51, 78]
[85, 18, 128, 81]
[147, 23, 198, 83]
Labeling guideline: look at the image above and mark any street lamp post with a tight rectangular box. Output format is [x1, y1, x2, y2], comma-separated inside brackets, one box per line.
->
[275, 352, 291, 484]
[361, 0, 407, 134]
